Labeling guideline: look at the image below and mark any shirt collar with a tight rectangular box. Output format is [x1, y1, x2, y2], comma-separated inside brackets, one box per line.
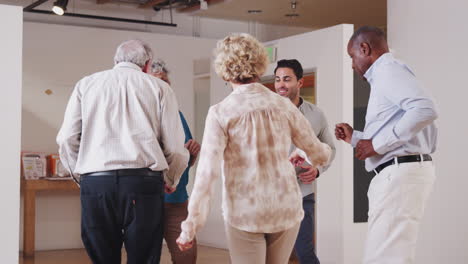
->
[113, 62, 143, 71]
[364, 52, 393, 83]
[297, 97, 304, 108]
[231, 82, 270, 94]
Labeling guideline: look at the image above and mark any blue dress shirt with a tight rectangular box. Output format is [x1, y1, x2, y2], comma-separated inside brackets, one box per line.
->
[351, 53, 438, 171]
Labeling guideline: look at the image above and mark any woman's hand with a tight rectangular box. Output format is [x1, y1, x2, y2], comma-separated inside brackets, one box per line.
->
[176, 236, 194, 251]
[289, 150, 305, 167]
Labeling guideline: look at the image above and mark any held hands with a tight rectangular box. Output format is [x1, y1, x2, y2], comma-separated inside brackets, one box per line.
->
[335, 123, 353, 144]
[176, 236, 194, 251]
[355, 139, 378, 160]
[164, 184, 176, 194]
[289, 151, 319, 184]
[289, 150, 305, 167]
[297, 165, 319, 184]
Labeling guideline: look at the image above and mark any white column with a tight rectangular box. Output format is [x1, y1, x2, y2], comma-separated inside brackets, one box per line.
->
[0, 4, 23, 263]
[388, 1, 468, 263]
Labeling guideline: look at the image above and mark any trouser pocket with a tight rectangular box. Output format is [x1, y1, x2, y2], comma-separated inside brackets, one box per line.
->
[81, 194, 105, 228]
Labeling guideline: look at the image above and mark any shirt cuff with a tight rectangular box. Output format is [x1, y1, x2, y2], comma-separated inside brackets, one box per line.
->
[295, 148, 312, 165]
[372, 129, 401, 154]
[351, 130, 364, 148]
[316, 167, 322, 178]
[179, 219, 196, 243]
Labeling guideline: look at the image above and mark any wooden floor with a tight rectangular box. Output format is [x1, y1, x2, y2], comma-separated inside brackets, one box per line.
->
[19, 245, 300, 264]
[19, 245, 230, 264]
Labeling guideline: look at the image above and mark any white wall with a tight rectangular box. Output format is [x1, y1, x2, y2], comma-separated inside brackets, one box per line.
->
[0, 4, 22, 263]
[20, 22, 217, 250]
[209, 24, 355, 263]
[388, 1, 468, 263]
[194, 77, 211, 141]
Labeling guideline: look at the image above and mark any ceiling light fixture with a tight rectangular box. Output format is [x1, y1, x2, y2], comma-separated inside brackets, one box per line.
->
[200, 0, 208, 10]
[291, 0, 297, 9]
[52, 0, 68, 15]
[285, 0, 299, 18]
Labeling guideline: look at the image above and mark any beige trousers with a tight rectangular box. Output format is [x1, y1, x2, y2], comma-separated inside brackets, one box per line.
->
[225, 222, 301, 264]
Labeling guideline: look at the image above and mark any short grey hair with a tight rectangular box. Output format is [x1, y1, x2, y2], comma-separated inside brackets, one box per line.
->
[151, 58, 169, 74]
[114, 39, 153, 68]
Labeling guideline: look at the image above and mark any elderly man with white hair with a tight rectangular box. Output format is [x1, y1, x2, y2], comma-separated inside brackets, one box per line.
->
[57, 39, 189, 264]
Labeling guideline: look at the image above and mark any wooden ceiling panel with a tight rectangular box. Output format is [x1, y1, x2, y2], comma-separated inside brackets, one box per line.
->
[186, 0, 386, 29]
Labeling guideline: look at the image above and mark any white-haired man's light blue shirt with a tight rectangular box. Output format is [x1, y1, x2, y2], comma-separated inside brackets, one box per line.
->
[351, 53, 438, 171]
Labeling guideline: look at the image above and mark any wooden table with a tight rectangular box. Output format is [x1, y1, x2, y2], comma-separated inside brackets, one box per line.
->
[21, 179, 79, 257]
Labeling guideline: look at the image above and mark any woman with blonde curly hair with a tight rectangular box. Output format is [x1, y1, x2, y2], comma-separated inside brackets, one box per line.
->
[176, 33, 331, 264]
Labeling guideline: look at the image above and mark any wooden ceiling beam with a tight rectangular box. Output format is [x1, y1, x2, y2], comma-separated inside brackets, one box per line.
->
[139, 0, 166, 9]
[177, 0, 225, 12]
[96, 0, 113, 4]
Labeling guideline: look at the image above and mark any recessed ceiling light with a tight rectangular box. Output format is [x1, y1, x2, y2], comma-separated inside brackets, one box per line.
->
[285, 13, 299, 17]
[248, 10, 262, 14]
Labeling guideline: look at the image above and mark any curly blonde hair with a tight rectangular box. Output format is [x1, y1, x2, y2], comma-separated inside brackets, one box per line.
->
[214, 33, 269, 84]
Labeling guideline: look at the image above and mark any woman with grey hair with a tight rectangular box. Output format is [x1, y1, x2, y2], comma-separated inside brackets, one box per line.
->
[151, 59, 170, 84]
[149, 59, 201, 264]
[176, 33, 332, 264]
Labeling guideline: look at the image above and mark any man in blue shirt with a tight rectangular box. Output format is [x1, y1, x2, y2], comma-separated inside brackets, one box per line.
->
[336, 26, 438, 264]
[151, 59, 200, 263]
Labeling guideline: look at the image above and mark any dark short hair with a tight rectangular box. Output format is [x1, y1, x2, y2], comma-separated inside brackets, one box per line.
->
[274, 59, 303, 80]
[350, 26, 386, 44]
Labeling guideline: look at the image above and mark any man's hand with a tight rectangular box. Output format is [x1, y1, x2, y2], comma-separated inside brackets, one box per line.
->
[165, 184, 176, 194]
[185, 139, 201, 167]
[335, 123, 354, 144]
[176, 236, 194, 251]
[298, 165, 319, 184]
[355, 139, 378, 160]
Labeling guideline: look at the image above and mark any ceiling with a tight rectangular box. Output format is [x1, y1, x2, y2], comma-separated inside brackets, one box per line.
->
[18, 0, 386, 31]
[189, 0, 387, 29]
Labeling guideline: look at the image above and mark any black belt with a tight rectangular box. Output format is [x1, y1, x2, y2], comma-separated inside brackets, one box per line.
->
[82, 168, 162, 177]
[374, 154, 432, 175]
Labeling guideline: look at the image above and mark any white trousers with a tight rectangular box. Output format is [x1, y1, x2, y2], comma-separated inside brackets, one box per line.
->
[363, 160, 436, 264]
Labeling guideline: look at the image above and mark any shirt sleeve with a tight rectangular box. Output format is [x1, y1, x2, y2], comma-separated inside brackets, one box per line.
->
[179, 107, 227, 243]
[289, 105, 331, 168]
[160, 85, 190, 189]
[351, 130, 364, 147]
[179, 111, 195, 165]
[56, 82, 83, 173]
[179, 111, 193, 143]
[372, 65, 438, 154]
